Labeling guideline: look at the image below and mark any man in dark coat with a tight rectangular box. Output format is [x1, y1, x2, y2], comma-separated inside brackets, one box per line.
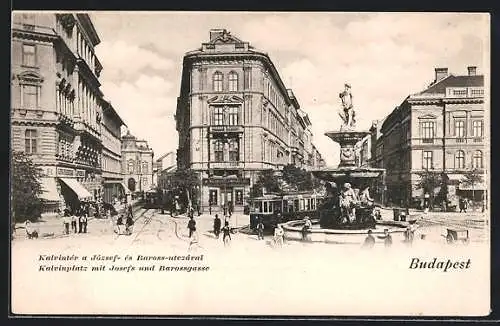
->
[213, 214, 222, 239]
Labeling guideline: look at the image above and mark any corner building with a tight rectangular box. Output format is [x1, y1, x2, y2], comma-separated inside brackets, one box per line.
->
[176, 29, 324, 212]
[380, 66, 486, 207]
[11, 13, 111, 213]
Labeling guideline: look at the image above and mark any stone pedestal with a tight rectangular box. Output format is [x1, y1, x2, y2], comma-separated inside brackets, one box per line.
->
[325, 131, 369, 167]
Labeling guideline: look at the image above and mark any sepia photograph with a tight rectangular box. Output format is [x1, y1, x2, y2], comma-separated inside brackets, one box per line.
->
[10, 11, 490, 317]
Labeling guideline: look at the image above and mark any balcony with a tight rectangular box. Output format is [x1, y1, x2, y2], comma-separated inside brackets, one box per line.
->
[209, 125, 243, 134]
[209, 161, 244, 169]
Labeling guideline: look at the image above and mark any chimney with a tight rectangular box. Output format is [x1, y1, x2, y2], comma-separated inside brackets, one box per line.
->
[209, 29, 225, 42]
[467, 66, 477, 76]
[435, 68, 448, 82]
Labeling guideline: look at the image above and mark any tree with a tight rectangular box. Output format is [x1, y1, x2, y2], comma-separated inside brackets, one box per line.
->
[249, 169, 281, 198]
[462, 168, 484, 208]
[415, 170, 443, 209]
[11, 151, 43, 223]
[281, 164, 318, 191]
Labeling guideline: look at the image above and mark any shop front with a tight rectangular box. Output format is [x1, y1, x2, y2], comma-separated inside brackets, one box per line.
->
[202, 177, 249, 212]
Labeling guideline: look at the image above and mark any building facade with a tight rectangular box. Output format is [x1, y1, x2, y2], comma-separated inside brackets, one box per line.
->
[155, 151, 177, 189]
[175, 29, 324, 211]
[380, 66, 486, 207]
[11, 13, 108, 213]
[121, 131, 154, 193]
[101, 102, 126, 203]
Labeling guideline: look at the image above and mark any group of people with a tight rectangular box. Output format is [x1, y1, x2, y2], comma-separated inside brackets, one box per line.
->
[62, 207, 88, 235]
[114, 204, 135, 236]
[185, 214, 233, 251]
[458, 197, 471, 213]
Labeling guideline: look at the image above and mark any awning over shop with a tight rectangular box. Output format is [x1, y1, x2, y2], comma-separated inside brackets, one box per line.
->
[459, 182, 486, 191]
[59, 178, 93, 200]
[40, 177, 60, 202]
[121, 183, 131, 194]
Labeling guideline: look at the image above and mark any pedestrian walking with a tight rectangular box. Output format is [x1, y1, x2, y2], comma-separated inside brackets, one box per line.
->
[383, 229, 393, 247]
[213, 214, 221, 239]
[115, 214, 124, 234]
[301, 216, 312, 241]
[256, 219, 265, 240]
[274, 224, 284, 248]
[188, 227, 200, 252]
[63, 210, 71, 235]
[81, 214, 88, 233]
[71, 211, 78, 233]
[222, 221, 231, 247]
[362, 229, 375, 249]
[125, 215, 134, 235]
[187, 216, 196, 238]
[228, 201, 233, 217]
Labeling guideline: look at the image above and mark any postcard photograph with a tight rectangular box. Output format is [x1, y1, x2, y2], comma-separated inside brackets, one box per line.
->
[10, 11, 491, 317]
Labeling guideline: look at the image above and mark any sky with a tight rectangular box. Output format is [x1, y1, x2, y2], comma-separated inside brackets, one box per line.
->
[91, 12, 489, 166]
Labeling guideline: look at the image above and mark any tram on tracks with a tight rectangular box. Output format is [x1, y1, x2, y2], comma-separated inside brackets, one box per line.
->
[248, 192, 323, 230]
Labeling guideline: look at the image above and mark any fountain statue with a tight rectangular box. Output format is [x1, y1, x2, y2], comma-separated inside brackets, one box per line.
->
[312, 83, 386, 229]
[279, 83, 410, 243]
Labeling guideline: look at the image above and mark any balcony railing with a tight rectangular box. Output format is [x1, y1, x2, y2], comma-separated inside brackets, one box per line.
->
[422, 138, 434, 144]
[446, 87, 484, 98]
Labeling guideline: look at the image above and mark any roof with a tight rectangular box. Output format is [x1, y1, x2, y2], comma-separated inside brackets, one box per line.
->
[418, 74, 484, 95]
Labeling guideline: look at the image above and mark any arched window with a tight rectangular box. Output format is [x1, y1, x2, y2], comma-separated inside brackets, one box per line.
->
[455, 150, 465, 169]
[213, 71, 223, 92]
[473, 150, 483, 168]
[127, 160, 134, 174]
[228, 71, 238, 92]
[142, 161, 148, 174]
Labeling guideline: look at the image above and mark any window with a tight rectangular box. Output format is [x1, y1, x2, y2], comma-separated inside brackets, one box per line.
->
[455, 120, 466, 138]
[228, 139, 239, 161]
[22, 85, 38, 108]
[213, 71, 223, 92]
[455, 150, 465, 169]
[473, 150, 483, 168]
[472, 120, 483, 137]
[421, 121, 434, 140]
[235, 189, 243, 205]
[214, 140, 224, 161]
[227, 106, 239, 125]
[142, 162, 148, 174]
[422, 151, 433, 170]
[228, 71, 238, 91]
[25, 129, 37, 154]
[213, 107, 224, 125]
[127, 160, 134, 174]
[22, 44, 36, 66]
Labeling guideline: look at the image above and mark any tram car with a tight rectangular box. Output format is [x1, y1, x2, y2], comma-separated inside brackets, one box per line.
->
[143, 189, 161, 209]
[248, 192, 323, 230]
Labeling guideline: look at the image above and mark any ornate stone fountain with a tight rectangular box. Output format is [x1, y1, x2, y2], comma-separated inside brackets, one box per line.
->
[282, 83, 407, 244]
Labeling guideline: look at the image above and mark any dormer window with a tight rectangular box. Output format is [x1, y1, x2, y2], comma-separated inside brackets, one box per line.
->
[213, 71, 223, 92]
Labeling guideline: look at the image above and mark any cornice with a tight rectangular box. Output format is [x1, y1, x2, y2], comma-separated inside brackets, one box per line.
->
[12, 29, 58, 43]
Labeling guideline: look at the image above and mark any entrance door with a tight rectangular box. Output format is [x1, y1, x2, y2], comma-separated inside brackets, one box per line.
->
[209, 189, 218, 206]
[220, 188, 233, 207]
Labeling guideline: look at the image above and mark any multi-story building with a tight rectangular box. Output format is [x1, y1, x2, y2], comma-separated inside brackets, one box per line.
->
[11, 13, 108, 213]
[101, 101, 126, 203]
[380, 66, 486, 207]
[175, 29, 324, 211]
[121, 130, 154, 193]
[155, 151, 177, 188]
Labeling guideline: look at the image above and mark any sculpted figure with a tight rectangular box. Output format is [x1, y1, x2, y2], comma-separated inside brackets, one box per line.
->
[339, 83, 356, 129]
[339, 182, 358, 223]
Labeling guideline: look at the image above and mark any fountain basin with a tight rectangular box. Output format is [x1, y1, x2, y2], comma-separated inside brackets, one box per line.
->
[282, 219, 409, 244]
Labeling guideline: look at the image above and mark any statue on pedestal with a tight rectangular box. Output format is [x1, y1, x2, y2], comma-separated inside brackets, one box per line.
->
[339, 83, 356, 130]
